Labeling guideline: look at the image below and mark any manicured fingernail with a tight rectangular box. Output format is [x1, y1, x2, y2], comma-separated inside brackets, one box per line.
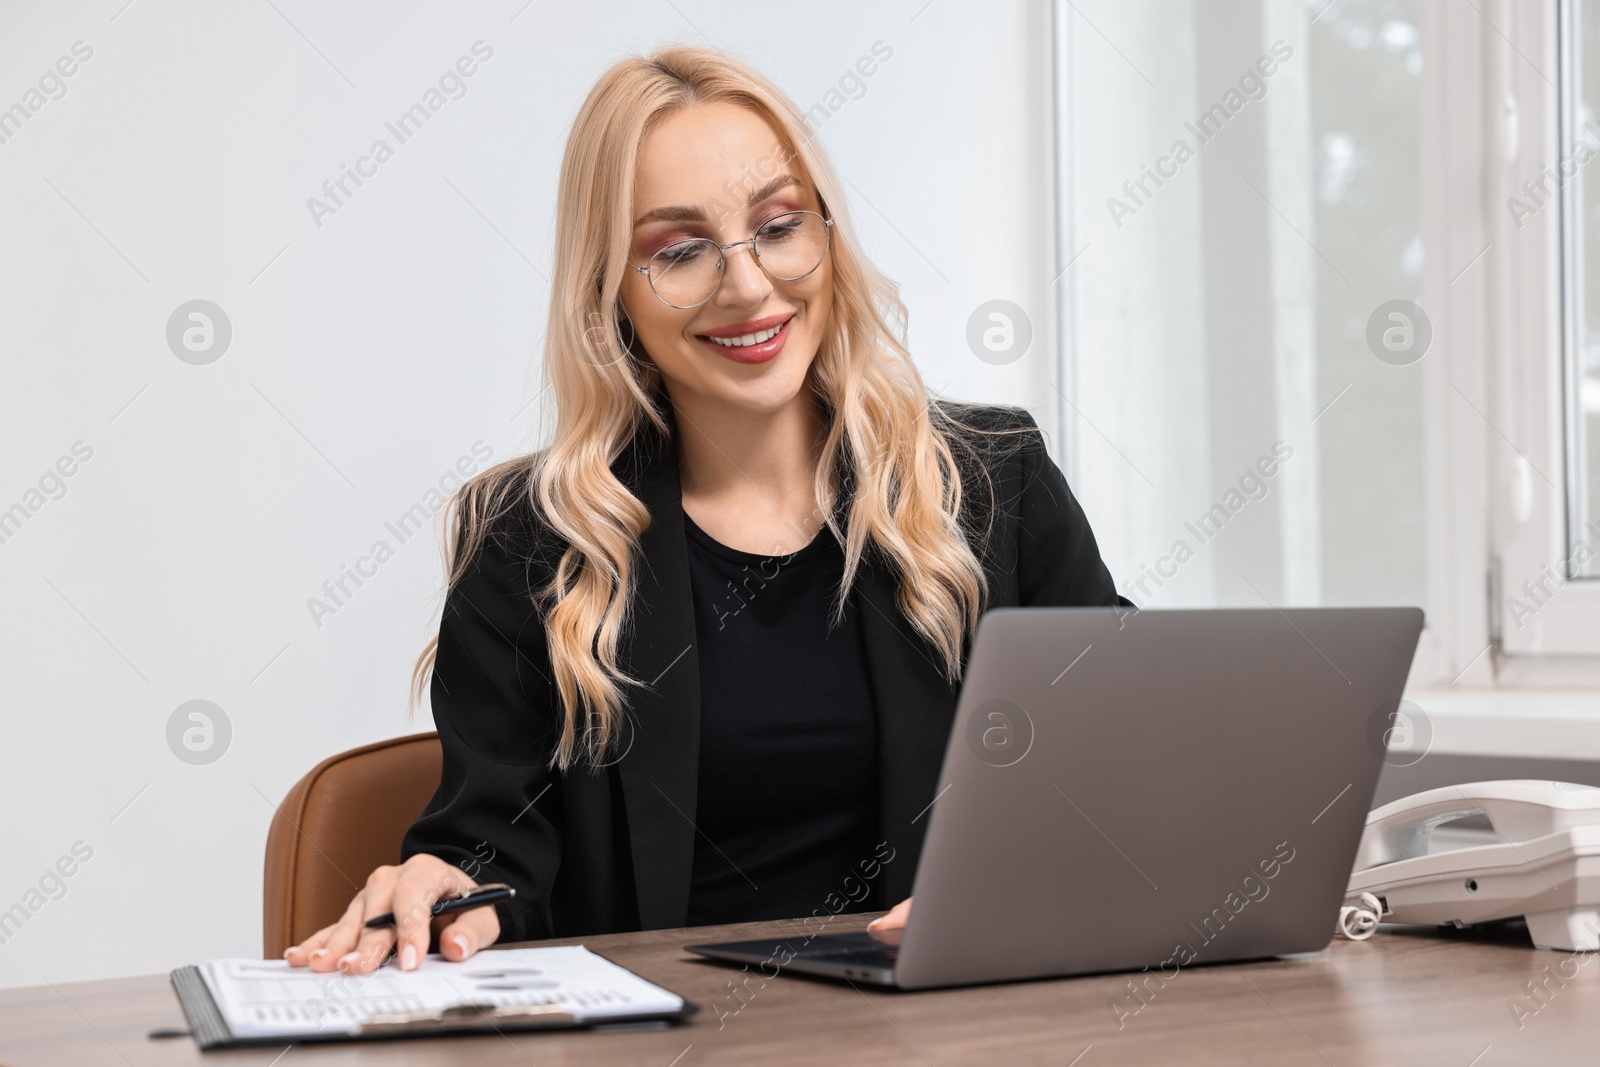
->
[282, 948, 294, 959]
[451, 934, 471, 959]
[338, 951, 358, 966]
[400, 944, 418, 971]
[310, 949, 328, 962]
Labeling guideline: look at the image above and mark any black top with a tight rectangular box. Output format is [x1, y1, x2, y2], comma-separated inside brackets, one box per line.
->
[681, 511, 881, 925]
[401, 404, 1132, 942]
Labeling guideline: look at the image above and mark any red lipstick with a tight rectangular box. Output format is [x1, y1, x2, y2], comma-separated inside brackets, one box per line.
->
[694, 312, 795, 365]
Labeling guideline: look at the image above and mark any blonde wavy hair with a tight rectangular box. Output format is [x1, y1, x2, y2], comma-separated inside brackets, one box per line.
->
[410, 45, 1001, 769]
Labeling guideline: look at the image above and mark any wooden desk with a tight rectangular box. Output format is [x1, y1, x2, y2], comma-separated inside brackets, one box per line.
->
[1, 915, 1596, 1065]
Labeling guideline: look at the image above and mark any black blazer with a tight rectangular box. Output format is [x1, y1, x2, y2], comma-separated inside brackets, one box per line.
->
[401, 403, 1126, 942]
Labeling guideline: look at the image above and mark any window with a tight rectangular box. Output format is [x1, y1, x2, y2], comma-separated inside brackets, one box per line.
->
[1308, 0, 1426, 608]
[1492, 0, 1600, 662]
[1055, 1, 1434, 626]
[1054, 0, 1600, 681]
[1564, 0, 1600, 577]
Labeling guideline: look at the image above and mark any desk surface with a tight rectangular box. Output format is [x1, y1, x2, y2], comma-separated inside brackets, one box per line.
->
[1, 914, 1595, 1066]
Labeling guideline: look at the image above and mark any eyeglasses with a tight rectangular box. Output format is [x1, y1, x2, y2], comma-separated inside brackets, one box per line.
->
[628, 210, 834, 309]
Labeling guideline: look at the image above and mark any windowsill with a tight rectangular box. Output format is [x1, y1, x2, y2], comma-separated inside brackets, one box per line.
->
[1402, 687, 1600, 760]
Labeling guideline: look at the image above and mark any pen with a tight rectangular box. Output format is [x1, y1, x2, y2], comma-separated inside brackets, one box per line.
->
[363, 883, 516, 929]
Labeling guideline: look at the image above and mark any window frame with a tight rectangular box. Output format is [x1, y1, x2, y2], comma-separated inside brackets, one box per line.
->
[1564, 0, 1600, 581]
[1482, 0, 1600, 668]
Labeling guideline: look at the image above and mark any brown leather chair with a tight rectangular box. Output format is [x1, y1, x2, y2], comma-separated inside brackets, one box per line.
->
[262, 732, 442, 958]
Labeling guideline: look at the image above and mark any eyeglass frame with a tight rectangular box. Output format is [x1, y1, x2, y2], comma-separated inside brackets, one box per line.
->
[627, 209, 835, 309]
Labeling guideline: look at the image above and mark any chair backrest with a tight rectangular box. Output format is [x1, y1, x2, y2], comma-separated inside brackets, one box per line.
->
[262, 732, 442, 958]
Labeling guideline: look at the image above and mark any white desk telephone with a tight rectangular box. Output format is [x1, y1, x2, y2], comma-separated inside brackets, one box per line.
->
[1343, 780, 1600, 950]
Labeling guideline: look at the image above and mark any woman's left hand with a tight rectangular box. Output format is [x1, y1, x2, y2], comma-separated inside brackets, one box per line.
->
[868, 896, 912, 935]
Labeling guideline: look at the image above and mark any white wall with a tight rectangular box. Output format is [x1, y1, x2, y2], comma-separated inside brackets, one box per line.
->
[0, 1, 1060, 987]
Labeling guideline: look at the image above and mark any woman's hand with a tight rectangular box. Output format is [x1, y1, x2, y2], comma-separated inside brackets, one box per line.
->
[867, 896, 912, 936]
[282, 854, 501, 975]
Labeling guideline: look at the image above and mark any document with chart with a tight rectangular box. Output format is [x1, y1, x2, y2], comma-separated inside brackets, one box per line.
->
[170, 945, 695, 1048]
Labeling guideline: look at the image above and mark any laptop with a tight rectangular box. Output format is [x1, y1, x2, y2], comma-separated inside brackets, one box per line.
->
[687, 605, 1425, 990]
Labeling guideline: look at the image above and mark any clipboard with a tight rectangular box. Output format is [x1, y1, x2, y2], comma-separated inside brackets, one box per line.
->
[168, 947, 698, 1050]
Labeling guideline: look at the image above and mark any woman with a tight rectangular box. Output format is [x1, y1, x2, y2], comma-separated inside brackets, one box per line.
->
[285, 45, 1124, 977]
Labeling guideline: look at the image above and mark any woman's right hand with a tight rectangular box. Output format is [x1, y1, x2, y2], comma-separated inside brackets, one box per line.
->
[282, 853, 502, 975]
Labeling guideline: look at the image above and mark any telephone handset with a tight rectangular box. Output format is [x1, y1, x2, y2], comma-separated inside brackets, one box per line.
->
[1344, 780, 1600, 951]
